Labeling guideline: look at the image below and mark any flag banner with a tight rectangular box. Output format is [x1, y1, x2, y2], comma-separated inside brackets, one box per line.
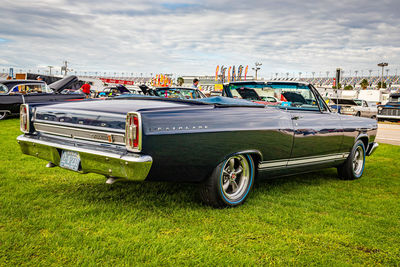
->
[238, 65, 243, 80]
[227, 66, 232, 83]
[100, 78, 134, 85]
[221, 66, 226, 83]
[232, 66, 236, 81]
[215, 65, 219, 81]
[244, 65, 249, 80]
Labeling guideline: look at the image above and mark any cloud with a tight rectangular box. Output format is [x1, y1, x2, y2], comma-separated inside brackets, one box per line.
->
[1, 0, 400, 77]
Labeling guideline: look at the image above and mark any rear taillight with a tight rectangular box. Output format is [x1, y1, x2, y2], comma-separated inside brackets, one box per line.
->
[125, 112, 142, 152]
[20, 104, 30, 133]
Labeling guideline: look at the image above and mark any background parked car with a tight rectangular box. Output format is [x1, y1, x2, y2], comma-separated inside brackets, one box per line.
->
[0, 76, 85, 120]
[377, 93, 400, 122]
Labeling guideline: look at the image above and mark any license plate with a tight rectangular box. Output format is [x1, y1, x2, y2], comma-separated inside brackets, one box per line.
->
[60, 150, 81, 171]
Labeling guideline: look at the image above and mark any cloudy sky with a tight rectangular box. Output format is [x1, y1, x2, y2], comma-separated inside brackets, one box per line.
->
[1, 0, 399, 77]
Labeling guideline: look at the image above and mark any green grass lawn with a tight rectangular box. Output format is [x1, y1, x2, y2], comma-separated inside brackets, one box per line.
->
[1, 118, 399, 265]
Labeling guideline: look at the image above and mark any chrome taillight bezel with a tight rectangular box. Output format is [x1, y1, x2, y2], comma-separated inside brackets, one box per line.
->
[125, 112, 142, 152]
[20, 104, 30, 133]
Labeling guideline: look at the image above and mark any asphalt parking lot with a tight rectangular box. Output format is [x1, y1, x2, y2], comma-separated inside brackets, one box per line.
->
[376, 123, 400, 145]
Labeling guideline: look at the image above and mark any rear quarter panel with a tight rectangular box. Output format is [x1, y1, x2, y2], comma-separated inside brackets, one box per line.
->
[140, 106, 294, 182]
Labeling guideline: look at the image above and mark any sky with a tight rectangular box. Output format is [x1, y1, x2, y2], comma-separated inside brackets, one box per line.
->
[1, 0, 400, 78]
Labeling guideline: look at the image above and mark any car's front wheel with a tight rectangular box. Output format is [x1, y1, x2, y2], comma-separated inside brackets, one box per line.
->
[200, 154, 255, 208]
[337, 140, 366, 180]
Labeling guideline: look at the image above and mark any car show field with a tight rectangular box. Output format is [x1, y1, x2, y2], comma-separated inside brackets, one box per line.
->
[1, 118, 399, 265]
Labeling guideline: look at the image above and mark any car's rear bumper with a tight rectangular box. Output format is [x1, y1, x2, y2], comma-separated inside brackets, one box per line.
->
[17, 135, 152, 181]
[366, 142, 379, 156]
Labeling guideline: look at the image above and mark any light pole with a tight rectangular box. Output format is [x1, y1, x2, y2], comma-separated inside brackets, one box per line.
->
[369, 69, 372, 77]
[286, 72, 289, 78]
[48, 66, 54, 75]
[299, 72, 302, 79]
[252, 62, 262, 80]
[377, 62, 388, 88]
[312, 72, 315, 79]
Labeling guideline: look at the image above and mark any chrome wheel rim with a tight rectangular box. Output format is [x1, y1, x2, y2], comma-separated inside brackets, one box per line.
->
[353, 146, 364, 176]
[221, 155, 250, 201]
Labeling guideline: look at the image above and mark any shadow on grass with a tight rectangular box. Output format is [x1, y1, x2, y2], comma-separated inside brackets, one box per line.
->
[41, 168, 340, 209]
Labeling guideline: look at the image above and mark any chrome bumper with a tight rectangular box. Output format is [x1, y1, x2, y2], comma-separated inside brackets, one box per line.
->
[366, 142, 379, 156]
[17, 135, 152, 181]
[377, 114, 400, 119]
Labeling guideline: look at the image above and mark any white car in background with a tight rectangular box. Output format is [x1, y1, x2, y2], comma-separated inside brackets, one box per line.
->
[353, 99, 378, 119]
[328, 98, 377, 119]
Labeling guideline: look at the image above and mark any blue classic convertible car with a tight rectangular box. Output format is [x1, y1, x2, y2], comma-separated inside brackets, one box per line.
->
[17, 82, 378, 207]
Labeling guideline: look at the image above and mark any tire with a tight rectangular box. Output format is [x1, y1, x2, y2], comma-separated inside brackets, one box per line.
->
[337, 140, 366, 180]
[200, 154, 255, 208]
[0, 112, 7, 120]
[356, 112, 361, 117]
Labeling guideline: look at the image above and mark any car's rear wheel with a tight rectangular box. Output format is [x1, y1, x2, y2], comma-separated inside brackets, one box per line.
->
[356, 112, 361, 117]
[337, 140, 366, 180]
[200, 154, 255, 208]
[0, 112, 7, 120]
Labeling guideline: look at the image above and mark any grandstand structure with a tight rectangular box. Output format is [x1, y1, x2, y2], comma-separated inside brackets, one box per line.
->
[271, 75, 400, 88]
[1, 70, 399, 89]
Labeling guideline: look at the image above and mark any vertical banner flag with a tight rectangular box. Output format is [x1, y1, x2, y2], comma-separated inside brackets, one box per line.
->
[232, 66, 236, 81]
[227, 66, 232, 83]
[238, 65, 243, 81]
[244, 65, 249, 80]
[221, 66, 226, 83]
[215, 65, 219, 81]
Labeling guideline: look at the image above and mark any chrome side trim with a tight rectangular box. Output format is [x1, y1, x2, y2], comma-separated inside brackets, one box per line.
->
[259, 153, 349, 169]
[34, 122, 125, 145]
[0, 110, 11, 114]
[259, 159, 288, 169]
[17, 135, 152, 181]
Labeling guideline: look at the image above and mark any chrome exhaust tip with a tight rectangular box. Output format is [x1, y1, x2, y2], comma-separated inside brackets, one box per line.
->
[46, 162, 56, 168]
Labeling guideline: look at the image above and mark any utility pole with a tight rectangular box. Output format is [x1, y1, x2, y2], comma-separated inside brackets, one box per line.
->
[377, 62, 388, 88]
[61, 61, 69, 76]
[48, 66, 54, 75]
[252, 62, 262, 80]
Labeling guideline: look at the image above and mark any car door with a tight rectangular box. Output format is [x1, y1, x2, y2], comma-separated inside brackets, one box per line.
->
[14, 83, 55, 105]
[287, 86, 344, 167]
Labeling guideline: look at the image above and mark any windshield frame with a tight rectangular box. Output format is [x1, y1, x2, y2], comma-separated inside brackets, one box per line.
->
[155, 88, 205, 99]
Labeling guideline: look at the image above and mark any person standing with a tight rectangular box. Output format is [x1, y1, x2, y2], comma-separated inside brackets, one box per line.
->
[81, 82, 91, 97]
[192, 78, 200, 89]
